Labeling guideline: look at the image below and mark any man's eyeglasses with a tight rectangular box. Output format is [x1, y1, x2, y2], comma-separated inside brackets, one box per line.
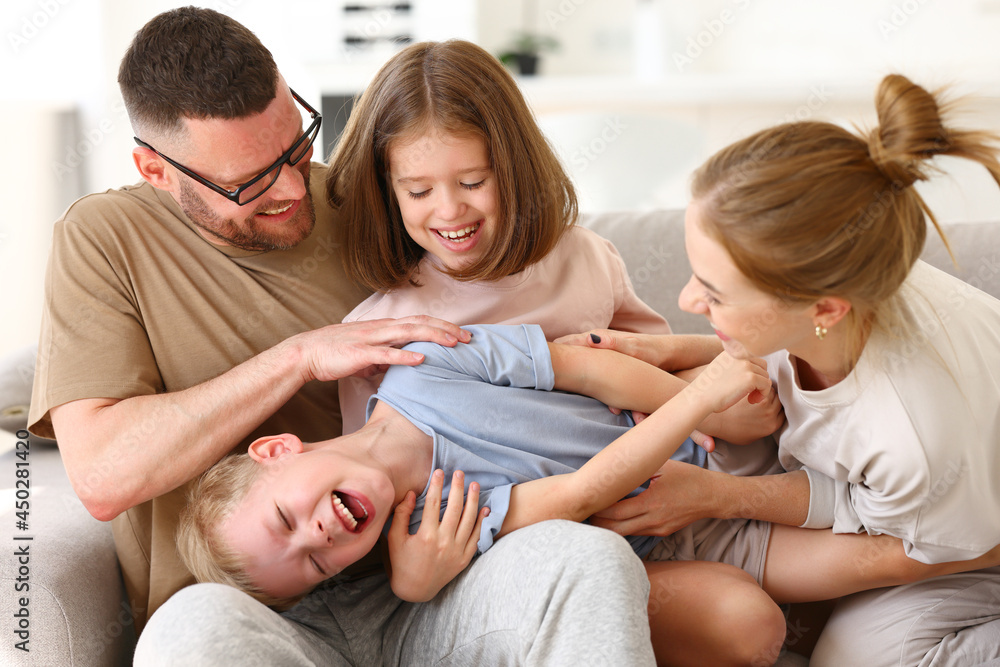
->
[134, 89, 322, 206]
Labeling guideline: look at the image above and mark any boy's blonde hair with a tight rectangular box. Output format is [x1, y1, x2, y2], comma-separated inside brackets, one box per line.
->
[176, 453, 304, 610]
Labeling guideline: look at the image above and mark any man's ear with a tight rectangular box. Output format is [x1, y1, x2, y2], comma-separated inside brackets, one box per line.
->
[132, 147, 174, 191]
[247, 433, 305, 463]
[812, 296, 852, 330]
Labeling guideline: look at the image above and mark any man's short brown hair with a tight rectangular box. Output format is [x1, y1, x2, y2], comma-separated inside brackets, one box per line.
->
[118, 6, 279, 141]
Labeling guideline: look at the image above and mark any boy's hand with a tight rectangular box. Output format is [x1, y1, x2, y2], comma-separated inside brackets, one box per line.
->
[687, 352, 773, 415]
[689, 355, 783, 444]
[387, 469, 487, 602]
[700, 389, 784, 445]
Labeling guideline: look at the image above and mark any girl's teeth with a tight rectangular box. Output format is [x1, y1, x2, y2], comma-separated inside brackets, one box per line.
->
[438, 223, 479, 240]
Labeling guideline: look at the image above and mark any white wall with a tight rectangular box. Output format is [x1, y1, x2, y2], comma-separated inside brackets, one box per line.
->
[2, 0, 1000, 362]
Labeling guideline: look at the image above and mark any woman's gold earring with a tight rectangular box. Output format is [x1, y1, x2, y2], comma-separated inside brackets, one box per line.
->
[815, 325, 828, 340]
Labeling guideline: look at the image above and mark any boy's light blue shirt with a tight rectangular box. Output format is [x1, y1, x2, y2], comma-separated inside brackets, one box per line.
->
[369, 323, 705, 557]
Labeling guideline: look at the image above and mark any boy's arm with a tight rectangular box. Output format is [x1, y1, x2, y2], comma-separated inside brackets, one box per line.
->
[551, 335, 783, 445]
[499, 349, 772, 537]
[548, 342, 692, 414]
[763, 524, 1000, 604]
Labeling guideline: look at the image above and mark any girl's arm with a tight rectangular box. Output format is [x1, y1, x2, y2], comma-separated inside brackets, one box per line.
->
[548, 341, 695, 414]
[554, 330, 723, 373]
[498, 347, 772, 537]
[553, 332, 783, 445]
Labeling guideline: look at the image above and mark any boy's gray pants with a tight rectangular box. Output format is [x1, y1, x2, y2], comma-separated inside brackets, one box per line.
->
[134, 520, 655, 666]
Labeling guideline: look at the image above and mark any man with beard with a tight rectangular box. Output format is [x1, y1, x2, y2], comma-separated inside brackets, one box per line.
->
[28, 7, 656, 666]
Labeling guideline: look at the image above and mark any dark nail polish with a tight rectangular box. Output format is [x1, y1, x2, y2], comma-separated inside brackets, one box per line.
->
[590, 333, 602, 344]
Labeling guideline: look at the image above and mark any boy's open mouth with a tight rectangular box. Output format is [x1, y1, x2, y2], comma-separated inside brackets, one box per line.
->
[332, 491, 369, 533]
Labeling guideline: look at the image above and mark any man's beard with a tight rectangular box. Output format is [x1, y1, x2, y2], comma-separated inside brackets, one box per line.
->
[179, 166, 316, 252]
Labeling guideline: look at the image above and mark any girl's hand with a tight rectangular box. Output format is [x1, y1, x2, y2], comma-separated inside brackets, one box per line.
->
[387, 469, 487, 602]
[554, 329, 673, 368]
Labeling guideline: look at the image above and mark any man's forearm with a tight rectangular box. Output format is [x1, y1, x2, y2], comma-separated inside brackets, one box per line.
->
[53, 337, 308, 521]
[54, 316, 466, 520]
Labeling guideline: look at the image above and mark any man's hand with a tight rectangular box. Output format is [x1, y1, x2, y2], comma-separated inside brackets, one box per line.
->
[589, 460, 725, 536]
[387, 469, 487, 602]
[53, 315, 470, 522]
[290, 316, 471, 383]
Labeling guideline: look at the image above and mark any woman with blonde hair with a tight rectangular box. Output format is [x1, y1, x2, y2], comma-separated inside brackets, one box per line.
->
[574, 74, 1000, 664]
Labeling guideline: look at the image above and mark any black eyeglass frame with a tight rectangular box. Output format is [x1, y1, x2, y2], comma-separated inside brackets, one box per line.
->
[133, 89, 322, 206]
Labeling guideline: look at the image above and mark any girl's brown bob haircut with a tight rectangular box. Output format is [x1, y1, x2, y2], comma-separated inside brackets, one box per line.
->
[327, 39, 577, 290]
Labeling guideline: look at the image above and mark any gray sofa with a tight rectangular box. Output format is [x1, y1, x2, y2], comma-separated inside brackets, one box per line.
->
[2, 209, 998, 666]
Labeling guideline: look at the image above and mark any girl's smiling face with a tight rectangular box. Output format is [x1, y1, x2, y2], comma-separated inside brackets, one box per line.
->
[388, 129, 499, 271]
[678, 201, 815, 359]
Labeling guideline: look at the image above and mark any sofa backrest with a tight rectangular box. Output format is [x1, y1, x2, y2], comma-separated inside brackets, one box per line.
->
[580, 210, 1000, 335]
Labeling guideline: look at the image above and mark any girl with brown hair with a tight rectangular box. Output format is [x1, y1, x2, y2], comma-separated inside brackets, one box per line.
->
[324, 39, 793, 665]
[576, 74, 1000, 664]
[327, 39, 780, 448]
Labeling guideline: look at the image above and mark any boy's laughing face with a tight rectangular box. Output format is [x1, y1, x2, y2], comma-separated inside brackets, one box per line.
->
[220, 440, 395, 599]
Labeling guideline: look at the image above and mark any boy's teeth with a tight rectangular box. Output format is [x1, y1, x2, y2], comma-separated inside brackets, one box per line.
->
[333, 493, 358, 530]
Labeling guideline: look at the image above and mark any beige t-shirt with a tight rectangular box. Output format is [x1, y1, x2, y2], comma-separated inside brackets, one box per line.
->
[29, 164, 370, 629]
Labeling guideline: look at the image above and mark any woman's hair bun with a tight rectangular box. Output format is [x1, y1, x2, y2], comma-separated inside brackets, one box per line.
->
[867, 74, 950, 187]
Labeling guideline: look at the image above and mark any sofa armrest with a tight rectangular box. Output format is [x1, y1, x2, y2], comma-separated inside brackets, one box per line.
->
[0, 437, 136, 666]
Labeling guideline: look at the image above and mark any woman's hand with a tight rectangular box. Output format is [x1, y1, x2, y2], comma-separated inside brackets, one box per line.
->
[387, 469, 487, 602]
[590, 460, 725, 536]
